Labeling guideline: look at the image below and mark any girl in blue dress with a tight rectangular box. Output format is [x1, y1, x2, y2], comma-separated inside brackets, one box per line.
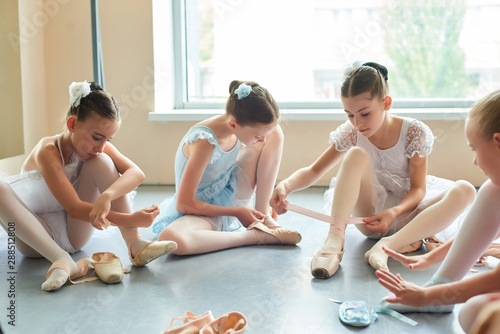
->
[152, 81, 301, 254]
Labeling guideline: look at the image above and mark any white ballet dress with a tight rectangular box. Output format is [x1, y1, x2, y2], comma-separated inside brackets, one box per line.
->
[3, 135, 82, 253]
[324, 117, 457, 240]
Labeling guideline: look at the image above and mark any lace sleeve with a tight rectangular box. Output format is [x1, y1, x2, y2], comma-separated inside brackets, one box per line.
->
[329, 121, 357, 152]
[184, 128, 221, 164]
[405, 120, 434, 158]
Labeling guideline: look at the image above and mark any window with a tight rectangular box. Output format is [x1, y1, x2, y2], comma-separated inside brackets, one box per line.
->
[175, 0, 500, 111]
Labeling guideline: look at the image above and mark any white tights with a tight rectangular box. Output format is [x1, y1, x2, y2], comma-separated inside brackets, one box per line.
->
[0, 153, 147, 289]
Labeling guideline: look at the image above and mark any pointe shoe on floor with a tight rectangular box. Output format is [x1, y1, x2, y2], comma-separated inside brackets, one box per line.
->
[163, 311, 214, 334]
[311, 250, 344, 279]
[129, 240, 178, 267]
[90, 252, 127, 284]
[247, 222, 302, 245]
[200, 312, 247, 334]
[43, 258, 96, 291]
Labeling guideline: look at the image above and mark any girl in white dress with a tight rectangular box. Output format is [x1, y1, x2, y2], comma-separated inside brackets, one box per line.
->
[271, 62, 476, 279]
[0, 81, 176, 291]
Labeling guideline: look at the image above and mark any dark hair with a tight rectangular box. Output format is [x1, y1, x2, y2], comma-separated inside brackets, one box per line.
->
[341, 62, 389, 99]
[67, 82, 120, 122]
[225, 80, 279, 126]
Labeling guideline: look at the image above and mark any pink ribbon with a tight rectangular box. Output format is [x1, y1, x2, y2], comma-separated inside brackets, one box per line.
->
[285, 203, 365, 225]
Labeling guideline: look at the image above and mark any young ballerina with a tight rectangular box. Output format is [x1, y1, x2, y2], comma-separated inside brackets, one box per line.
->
[376, 89, 500, 333]
[270, 62, 476, 279]
[0, 81, 177, 291]
[152, 80, 301, 255]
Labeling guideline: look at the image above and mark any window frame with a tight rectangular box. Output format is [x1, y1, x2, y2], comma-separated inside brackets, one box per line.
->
[150, 0, 475, 123]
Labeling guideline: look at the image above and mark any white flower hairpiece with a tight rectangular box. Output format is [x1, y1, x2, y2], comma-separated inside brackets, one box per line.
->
[343, 60, 364, 76]
[69, 81, 91, 107]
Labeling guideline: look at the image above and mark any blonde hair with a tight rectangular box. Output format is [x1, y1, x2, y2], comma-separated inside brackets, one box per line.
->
[469, 90, 500, 141]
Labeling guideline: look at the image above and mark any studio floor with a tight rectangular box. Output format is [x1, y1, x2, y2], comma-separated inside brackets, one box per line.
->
[0, 185, 486, 334]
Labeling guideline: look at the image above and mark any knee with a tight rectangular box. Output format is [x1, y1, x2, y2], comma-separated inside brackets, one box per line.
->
[343, 147, 370, 166]
[450, 180, 477, 206]
[459, 295, 490, 333]
[0, 179, 11, 203]
[82, 153, 115, 172]
[158, 227, 189, 255]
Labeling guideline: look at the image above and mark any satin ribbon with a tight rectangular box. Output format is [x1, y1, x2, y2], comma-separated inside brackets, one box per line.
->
[285, 203, 365, 225]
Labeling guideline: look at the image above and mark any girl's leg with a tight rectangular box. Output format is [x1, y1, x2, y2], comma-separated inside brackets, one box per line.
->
[71, 154, 175, 265]
[459, 293, 500, 333]
[365, 180, 476, 271]
[312, 147, 374, 278]
[236, 126, 283, 224]
[0, 180, 79, 290]
[434, 180, 500, 282]
[158, 214, 293, 255]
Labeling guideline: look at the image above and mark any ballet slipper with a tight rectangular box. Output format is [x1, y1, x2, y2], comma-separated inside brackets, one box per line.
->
[262, 215, 282, 230]
[396, 240, 423, 254]
[311, 225, 345, 279]
[90, 252, 127, 284]
[42, 258, 96, 291]
[163, 311, 215, 334]
[129, 240, 178, 267]
[247, 221, 302, 245]
[423, 235, 444, 252]
[200, 312, 247, 334]
[378, 296, 454, 313]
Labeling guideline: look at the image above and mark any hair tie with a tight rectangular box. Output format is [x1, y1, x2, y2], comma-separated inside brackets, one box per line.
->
[69, 81, 91, 107]
[234, 83, 252, 100]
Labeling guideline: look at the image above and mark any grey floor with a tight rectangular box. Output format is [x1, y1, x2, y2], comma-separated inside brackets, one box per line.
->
[1, 185, 486, 333]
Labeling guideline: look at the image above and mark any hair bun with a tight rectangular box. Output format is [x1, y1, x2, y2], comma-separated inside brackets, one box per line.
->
[229, 80, 244, 94]
[362, 62, 388, 81]
[89, 81, 104, 92]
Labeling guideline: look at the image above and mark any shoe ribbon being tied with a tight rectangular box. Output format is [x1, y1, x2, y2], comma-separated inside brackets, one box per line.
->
[285, 203, 365, 225]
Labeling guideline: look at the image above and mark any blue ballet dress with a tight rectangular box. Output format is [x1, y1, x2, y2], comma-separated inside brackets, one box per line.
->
[152, 126, 246, 234]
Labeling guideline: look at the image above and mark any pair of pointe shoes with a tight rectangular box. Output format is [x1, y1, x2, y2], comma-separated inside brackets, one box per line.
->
[44, 252, 128, 291]
[247, 221, 302, 245]
[164, 311, 247, 334]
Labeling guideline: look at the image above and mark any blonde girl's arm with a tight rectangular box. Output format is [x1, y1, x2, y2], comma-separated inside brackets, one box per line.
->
[37, 142, 149, 229]
[271, 144, 346, 213]
[176, 138, 264, 226]
[364, 153, 427, 233]
[88, 142, 146, 225]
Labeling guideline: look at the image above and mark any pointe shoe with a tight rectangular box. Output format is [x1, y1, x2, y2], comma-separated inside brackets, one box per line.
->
[200, 312, 247, 334]
[247, 221, 301, 245]
[129, 240, 178, 267]
[43, 258, 96, 291]
[90, 252, 125, 284]
[311, 250, 344, 279]
[163, 311, 214, 334]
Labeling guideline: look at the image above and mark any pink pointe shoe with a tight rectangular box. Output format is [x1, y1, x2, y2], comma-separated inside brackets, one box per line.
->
[200, 312, 247, 334]
[163, 311, 215, 334]
[311, 225, 345, 279]
[247, 221, 301, 245]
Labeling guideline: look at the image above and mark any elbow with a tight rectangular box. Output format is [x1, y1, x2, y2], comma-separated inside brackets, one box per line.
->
[176, 200, 194, 215]
[137, 170, 146, 183]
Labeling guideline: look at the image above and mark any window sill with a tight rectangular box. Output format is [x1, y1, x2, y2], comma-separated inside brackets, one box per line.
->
[148, 108, 469, 123]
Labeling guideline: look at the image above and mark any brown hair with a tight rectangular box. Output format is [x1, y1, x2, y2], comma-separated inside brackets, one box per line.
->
[225, 80, 279, 126]
[341, 62, 389, 99]
[67, 82, 120, 122]
[469, 90, 500, 141]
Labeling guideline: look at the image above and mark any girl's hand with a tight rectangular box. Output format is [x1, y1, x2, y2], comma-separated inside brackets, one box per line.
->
[270, 183, 288, 215]
[89, 194, 112, 229]
[235, 207, 265, 227]
[382, 246, 434, 271]
[131, 205, 160, 228]
[363, 208, 397, 234]
[375, 269, 427, 307]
